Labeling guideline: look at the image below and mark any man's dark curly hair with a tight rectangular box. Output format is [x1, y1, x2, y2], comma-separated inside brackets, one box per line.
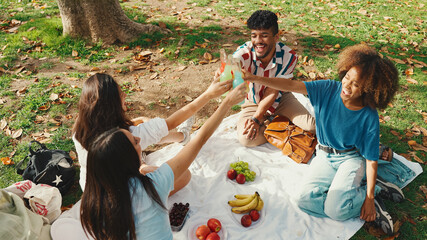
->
[247, 10, 279, 35]
[336, 44, 399, 110]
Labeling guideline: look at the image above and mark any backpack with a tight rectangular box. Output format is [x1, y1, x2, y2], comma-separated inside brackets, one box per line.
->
[16, 141, 75, 195]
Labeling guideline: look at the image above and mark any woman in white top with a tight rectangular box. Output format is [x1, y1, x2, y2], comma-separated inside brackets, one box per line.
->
[73, 73, 233, 194]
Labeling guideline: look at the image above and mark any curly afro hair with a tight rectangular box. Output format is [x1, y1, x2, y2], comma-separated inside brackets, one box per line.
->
[247, 10, 279, 35]
[336, 44, 399, 110]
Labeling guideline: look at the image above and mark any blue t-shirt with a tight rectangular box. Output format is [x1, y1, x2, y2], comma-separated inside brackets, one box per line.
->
[304, 80, 379, 161]
[129, 163, 174, 240]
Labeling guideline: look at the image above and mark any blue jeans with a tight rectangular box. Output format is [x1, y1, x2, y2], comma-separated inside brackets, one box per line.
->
[297, 148, 381, 221]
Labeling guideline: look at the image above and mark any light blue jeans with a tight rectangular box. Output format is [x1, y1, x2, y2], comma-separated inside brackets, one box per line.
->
[297, 148, 381, 221]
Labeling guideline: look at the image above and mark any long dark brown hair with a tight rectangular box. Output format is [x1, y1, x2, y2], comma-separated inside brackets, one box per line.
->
[80, 127, 166, 240]
[336, 44, 399, 110]
[73, 73, 133, 150]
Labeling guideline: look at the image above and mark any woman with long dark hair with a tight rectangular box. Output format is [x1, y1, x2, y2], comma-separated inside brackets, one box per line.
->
[80, 84, 246, 239]
[73, 73, 233, 194]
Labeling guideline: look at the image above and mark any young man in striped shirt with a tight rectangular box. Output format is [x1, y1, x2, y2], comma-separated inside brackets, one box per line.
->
[233, 10, 315, 147]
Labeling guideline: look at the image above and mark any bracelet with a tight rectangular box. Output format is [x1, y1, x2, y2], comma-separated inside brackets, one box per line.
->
[250, 117, 263, 126]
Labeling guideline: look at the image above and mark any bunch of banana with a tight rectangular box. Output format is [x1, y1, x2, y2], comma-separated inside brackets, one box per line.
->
[228, 192, 264, 214]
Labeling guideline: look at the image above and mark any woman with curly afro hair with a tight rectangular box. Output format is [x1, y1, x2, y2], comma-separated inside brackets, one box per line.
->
[242, 44, 402, 235]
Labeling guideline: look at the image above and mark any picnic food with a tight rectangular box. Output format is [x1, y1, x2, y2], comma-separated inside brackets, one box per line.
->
[169, 202, 190, 230]
[229, 192, 264, 214]
[206, 232, 220, 240]
[229, 160, 256, 182]
[207, 218, 222, 233]
[196, 225, 211, 240]
[241, 214, 252, 227]
[236, 173, 246, 184]
[249, 210, 260, 221]
[227, 169, 237, 180]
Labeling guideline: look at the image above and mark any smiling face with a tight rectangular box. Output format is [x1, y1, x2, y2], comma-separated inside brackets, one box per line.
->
[340, 66, 365, 109]
[250, 28, 278, 65]
[121, 129, 142, 163]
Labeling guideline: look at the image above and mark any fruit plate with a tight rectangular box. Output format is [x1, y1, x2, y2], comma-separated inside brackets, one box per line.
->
[187, 217, 228, 240]
[227, 194, 266, 229]
[226, 164, 260, 185]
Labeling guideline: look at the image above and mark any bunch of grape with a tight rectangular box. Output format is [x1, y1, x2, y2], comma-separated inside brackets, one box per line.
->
[230, 161, 256, 181]
[169, 202, 190, 229]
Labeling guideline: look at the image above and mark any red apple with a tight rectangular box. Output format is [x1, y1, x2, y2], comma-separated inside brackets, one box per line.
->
[249, 209, 260, 221]
[195, 225, 211, 240]
[207, 218, 222, 233]
[206, 232, 220, 240]
[241, 214, 252, 227]
[236, 173, 246, 184]
[227, 169, 237, 180]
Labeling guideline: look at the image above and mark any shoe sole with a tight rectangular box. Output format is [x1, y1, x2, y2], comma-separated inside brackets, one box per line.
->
[374, 199, 394, 235]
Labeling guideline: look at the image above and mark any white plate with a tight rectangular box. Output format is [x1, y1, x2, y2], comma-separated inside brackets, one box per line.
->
[187, 217, 228, 240]
[225, 163, 260, 185]
[226, 193, 265, 229]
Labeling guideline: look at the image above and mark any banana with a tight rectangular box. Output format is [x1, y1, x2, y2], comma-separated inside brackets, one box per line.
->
[231, 194, 259, 214]
[255, 196, 264, 211]
[228, 193, 256, 207]
[234, 193, 255, 199]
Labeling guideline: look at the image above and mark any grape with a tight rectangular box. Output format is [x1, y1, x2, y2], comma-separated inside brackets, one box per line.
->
[230, 160, 256, 182]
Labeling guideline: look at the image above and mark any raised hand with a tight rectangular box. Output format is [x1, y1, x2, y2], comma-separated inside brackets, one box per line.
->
[223, 83, 246, 106]
[205, 75, 233, 98]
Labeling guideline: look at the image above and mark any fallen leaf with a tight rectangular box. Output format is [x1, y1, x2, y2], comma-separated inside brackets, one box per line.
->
[38, 103, 50, 111]
[383, 16, 393, 21]
[405, 68, 414, 76]
[419, 185, 427, 195]
[408, 140, 417, 146]
[309, 72, 316, 79]
[49, 93, 59, 101]
[1, 157, 14, 165]
[184, 95, 193, 102]
[406, 77, 418, 84]
[203, 52, 213, 61]
[308, 59, 314, 66]
[390, 130, 401, 138]
[176, 66, 186, 71]
[0, 119, 7, 130]
[412, 143, 427, 152]
[387, 56, 406, 65]
[34, 115, 45, 124]
[334, 44, 340, 49]
[11, 129, 23, 139]
[90, 67, 100, 71]
[222, 44, 233, 47]
[69, 150, 77, 160]
[158, 21, 167, 29]
[149, 72, 158, 80]
[410, 153, 424, 164]
[72, 50, 78, 57]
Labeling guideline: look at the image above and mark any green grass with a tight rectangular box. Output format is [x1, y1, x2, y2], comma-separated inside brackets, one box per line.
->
[0, 0, 425, 239]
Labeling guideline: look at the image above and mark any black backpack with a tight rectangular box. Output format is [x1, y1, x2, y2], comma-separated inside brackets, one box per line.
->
[16, 141, 76, 195]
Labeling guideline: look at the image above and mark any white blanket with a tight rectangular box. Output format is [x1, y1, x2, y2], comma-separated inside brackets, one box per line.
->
[147, 96, 423, 240]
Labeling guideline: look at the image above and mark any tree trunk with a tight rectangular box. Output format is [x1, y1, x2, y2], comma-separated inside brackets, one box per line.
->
[56, 0, 168, 45]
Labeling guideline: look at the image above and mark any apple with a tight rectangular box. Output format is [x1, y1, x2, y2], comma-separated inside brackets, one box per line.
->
[195, 225, 211, 240]
[249, 209, 260, 221]
[236, 173, 246, 184]
[206, 232, 220, 240]
[241, 214, 252, 227]
[207, 218, 222, 233]
[227, 169, 237, 180]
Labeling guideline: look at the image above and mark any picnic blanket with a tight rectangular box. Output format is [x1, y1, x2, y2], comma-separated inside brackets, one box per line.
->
[146, 93, 423, 240]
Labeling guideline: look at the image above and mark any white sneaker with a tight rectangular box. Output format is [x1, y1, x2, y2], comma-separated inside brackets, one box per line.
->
[177, 116, 195, 145]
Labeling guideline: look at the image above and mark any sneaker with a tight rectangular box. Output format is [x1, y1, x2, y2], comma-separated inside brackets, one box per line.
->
[374, 198, 394, 236]
[376, 178, 405, 203]
[177, 116, 195, 146]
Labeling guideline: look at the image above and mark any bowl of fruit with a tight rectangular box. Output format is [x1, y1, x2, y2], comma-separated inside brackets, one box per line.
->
[227, 192, 265, 229]
[187, 217, 227, 240]
[226, 160, 259, 185]
[169, 202, 190, 232]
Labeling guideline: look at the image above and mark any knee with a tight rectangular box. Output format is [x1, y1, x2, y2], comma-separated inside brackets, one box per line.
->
[324, 198, 353, 221]
[238, 134, 261, 147]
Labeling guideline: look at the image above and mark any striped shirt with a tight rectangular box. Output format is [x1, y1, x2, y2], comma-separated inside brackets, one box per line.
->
[233, 41, 298, 113]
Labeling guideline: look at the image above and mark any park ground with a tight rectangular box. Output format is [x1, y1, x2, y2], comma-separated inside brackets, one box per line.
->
[0, 0, 426, 239]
